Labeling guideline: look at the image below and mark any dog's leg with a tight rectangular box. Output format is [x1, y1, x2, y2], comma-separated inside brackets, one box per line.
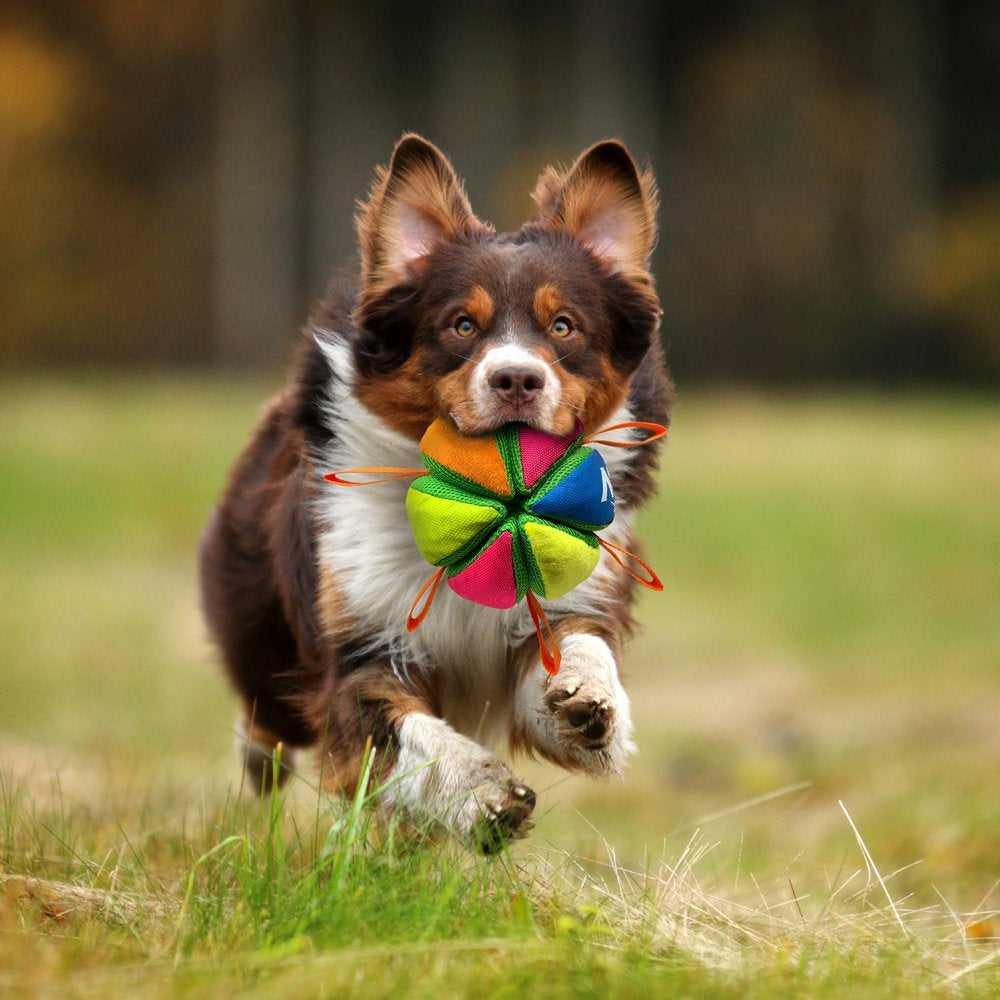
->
[511, 631, 636, 776]
[386, 713, 536, 853]
[235, 715, 297, 793]
[318, 665, 536, 853]
[200, 471, 318, 795]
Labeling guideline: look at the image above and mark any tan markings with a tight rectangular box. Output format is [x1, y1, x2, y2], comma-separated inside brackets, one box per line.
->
[434, 365, 477, 431]
[559, 356, 629, 434]
[533, 284, 564, 329]
[354, 346, 440, 440]
[351, 669, 440, 726]
[463, 286, 494, 329]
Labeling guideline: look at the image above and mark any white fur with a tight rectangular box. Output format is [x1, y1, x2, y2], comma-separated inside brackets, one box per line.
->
[383, 712, 525, 839]
[464, 343, 561, 432]
[514, 634, 635, 775]
[313, 331, 643, 747]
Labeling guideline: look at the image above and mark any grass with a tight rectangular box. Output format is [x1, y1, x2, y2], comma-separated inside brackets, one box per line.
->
[1, 373, 998, 997]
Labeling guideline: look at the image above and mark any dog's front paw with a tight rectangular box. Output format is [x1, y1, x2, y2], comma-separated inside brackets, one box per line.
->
[524, 634, 636, 776]
[388, 714, 537, 852]
[544, 678, 615, 750]
[469, 777, 537, 854]
[445, 755, 536, 853]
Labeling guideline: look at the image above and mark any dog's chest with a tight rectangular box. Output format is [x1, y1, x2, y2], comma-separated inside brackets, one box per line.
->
[314, 388, 531, 738]
[312, 338, 640, 738]
[319, 487, 527, 737]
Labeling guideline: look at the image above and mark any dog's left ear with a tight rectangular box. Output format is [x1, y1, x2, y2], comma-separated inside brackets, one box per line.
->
[533, 141, 658, 280]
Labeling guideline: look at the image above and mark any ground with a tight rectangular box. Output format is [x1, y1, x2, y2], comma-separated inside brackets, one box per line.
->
[1, 376, 998, 998]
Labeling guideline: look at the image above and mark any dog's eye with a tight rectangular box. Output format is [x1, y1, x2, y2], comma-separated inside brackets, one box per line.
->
[454, 317, 477, 337]
[551, 317, 573, 338]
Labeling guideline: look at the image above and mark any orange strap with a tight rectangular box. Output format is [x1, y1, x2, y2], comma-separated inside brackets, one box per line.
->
[598, 538, 664, 591]
[407, 575, 564, 676]
[406, 566, 446, 632]
[526, 591, 562, 676]
[583, 421, 667, 448]
[324, 467, 425, 486]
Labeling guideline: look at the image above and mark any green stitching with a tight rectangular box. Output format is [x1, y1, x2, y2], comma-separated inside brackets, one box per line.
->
[413, 424, 603, 602]
[421, 454, 510, 500]
[408, 477, 507, 568]
[494, 425, 525, 495]
[409, 474, 507, 511]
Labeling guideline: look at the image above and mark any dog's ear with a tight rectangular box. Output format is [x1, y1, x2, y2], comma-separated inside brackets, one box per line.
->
[532, 141, 658, 279]
[357, 134, 487, 290]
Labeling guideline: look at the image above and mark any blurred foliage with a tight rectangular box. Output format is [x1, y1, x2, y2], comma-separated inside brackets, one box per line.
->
[0, 1, 213, 366]
[912, 190, 1000, 372]
[0, 0, 998, 381]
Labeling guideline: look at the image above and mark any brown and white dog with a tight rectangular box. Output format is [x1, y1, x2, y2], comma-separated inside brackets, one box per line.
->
[199, 134, 672, 852]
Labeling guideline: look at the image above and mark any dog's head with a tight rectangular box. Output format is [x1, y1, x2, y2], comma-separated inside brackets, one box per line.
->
[351, 135, 661, 440]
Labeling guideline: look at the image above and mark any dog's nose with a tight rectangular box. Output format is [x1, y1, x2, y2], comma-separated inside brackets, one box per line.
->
[488, 366, 546, 405]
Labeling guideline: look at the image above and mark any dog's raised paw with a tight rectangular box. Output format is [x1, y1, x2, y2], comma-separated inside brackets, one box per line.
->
[544, 679, 615, 751]
[471, 780, 536, 854]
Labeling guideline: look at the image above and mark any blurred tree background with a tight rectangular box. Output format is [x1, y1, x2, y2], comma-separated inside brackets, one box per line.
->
[1, 0, 998, 383]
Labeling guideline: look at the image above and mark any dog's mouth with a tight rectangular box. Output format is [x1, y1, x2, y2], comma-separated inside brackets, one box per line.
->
[440, 349, 580, 438]
[448, 403, 577, 438]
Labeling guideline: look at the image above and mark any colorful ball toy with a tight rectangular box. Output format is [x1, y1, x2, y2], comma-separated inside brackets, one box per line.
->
[324, 418, 665, 673]
[406, 418, 614, 610]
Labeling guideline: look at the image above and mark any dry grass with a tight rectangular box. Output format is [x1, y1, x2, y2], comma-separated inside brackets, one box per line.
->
[1, 375, 998, 997]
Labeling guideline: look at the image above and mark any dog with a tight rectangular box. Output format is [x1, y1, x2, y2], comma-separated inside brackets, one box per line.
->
[199, 134, 672, 852]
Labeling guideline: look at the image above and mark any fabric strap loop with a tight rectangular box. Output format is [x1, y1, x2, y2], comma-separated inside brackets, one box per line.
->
[406, 566, 446, 632]
[598, 538, 664, 591]
[582, 421, 667, 448]
[324, 467, 425, 487]
[526, 590, 562, 676]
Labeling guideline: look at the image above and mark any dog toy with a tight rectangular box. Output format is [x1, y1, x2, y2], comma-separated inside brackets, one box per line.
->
[325, 419, 665, 673]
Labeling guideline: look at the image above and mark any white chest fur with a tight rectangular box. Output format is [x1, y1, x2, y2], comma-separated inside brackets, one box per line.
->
[313, 335, 639, 744]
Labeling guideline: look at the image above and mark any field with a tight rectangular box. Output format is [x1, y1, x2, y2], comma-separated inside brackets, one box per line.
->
[1, 375, 998, 998]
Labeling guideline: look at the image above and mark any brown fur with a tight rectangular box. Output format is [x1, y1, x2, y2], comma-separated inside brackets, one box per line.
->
[200, 134, 673, 847]
[200, 393, 325, 749]
[532, 141, 659, 284]
[312, 664, 440, 793]
[561, 355, 631, 435]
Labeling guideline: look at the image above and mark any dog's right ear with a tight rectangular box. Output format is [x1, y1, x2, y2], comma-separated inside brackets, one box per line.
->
[356, 135, 487, 291]
[532, 141, 658, 282]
